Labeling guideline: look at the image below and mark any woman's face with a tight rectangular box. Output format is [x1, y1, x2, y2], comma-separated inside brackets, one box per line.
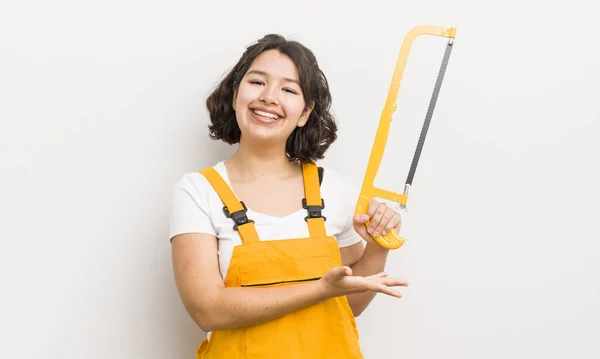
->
[233, 49, 312, 145]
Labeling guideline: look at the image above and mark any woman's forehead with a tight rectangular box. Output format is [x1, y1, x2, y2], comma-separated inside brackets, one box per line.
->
[246, 50, 300, 82]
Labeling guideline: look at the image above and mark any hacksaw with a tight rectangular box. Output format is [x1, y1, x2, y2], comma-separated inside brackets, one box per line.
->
[354, 25, 456, 250]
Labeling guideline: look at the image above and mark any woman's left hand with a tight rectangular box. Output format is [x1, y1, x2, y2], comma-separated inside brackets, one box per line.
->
[353, 198, 402, 244]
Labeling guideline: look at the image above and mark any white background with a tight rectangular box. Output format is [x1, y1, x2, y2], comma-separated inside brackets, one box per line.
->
[1, 0, 599, 358]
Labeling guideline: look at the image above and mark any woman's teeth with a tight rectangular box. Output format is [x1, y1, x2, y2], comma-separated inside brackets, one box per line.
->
[253, 109, 279, 120]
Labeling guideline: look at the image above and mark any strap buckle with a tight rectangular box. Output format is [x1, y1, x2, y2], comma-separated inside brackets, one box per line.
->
[223, 201, 254, 231]
[302, 198, 326, 222]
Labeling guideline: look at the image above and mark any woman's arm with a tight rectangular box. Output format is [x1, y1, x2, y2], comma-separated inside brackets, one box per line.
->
[341, 241, 391, 316]
[341, 198, 405, 317]
[171, 232, 404, 332]
[171, 233, 325, 332]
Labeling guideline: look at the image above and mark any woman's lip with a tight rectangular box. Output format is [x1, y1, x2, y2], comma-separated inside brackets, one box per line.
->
[250, 109, 279, 124]
[252, 107, 283, 118]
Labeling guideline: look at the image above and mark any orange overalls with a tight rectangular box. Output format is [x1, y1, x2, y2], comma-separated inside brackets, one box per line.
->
[195, 162, 364, 358]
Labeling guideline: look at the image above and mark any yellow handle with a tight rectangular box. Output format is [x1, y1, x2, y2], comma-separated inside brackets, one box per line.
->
[365, 220, 406, 249]
[354, 25, 457, 250]
[356, 194, 407, 249]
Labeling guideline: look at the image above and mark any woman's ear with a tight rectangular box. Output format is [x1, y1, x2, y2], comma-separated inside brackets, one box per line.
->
[298, 101, 315, 127]
[232, 88, 238, 111]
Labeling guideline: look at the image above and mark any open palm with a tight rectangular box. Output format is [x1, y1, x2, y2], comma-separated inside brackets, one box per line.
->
[319, 266, 408, 299]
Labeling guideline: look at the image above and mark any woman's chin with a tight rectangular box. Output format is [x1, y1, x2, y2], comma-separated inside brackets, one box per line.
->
[242, 127, 289, 145]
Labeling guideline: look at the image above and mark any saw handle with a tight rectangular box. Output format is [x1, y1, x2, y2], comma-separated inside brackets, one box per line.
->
[365, 220, 405, 249]
[356, 194, 407, 250]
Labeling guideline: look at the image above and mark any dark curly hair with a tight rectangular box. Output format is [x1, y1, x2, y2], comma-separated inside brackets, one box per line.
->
[206, 34, 337, 163]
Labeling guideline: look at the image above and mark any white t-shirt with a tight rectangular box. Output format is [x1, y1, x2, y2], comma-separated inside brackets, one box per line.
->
[169, 161, 364, 280]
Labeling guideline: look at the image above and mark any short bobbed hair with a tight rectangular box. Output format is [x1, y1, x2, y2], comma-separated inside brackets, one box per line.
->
[206, 34, 337, 163]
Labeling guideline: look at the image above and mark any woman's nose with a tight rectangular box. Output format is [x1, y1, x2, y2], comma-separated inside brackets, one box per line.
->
[259, 86, 279, 105]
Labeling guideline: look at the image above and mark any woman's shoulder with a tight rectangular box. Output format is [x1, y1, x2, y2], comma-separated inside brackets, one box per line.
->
[316, 164, 361, 237]
[172, 161, 226, 194]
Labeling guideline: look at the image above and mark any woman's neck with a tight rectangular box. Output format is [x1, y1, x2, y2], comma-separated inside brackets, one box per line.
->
[225, 139, 299, 181]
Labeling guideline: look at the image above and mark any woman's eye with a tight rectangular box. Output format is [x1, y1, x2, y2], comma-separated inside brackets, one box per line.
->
[249, 80, 264, 85]
[283, 88, 297, 94]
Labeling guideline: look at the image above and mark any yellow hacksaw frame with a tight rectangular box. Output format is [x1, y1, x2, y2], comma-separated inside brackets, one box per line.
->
[354, 25, 457, 250]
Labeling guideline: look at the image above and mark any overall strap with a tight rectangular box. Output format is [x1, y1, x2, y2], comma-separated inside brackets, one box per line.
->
[199, 168, 260, 244]
[301, 162, 327, 238]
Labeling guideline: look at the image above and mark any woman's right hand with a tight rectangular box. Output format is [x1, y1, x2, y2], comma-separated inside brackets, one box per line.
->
[317, 266, 408, 300]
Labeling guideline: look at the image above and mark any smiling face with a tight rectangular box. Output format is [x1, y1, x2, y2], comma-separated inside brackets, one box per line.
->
[233, 49, 313, 145]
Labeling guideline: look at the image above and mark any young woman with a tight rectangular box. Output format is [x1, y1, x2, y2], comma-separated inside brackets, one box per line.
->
[170, 34, 408, 358]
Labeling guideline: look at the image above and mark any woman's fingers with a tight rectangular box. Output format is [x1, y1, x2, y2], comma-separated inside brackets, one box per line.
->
[374, 208, 394, 237]
[382, 278, 409, 287]
[379, 286, 403, 298]
[328, 266, 352, 280]
[353, 275, 408, 298]
[365, 273, 408, 287]
[362, 280, 403, 298]
[368, 202, 388, 236]
[367, 272, 388, 279]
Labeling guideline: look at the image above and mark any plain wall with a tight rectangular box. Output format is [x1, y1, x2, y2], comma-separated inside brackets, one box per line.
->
[1, 0, 599, 358]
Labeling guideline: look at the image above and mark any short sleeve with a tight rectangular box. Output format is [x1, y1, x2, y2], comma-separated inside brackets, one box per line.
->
[169, 173, 216, 241]
[322, 167, 364, 248]
[336, 214, 364, 248]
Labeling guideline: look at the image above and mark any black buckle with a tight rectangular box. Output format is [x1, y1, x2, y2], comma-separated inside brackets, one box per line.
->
[302, 198, 326, 222]
[223, 201, 254, 231]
